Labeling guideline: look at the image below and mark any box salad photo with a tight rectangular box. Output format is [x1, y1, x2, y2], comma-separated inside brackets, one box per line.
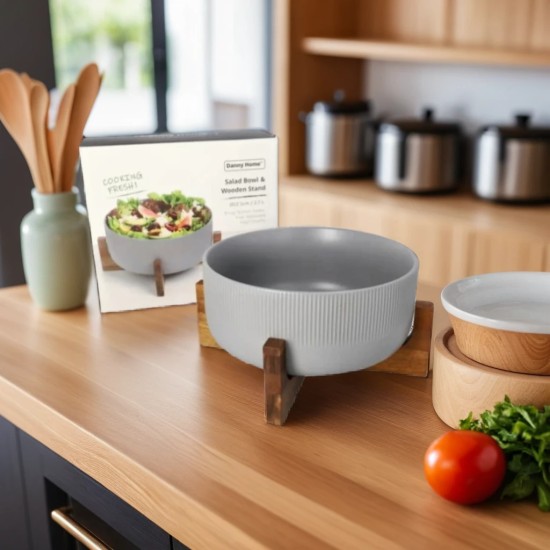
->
[80, 129, 278, 313]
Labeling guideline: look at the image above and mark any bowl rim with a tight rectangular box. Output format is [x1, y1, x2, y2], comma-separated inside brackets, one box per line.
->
[441, 271, 550, 334]
[203, 226, 419, 296]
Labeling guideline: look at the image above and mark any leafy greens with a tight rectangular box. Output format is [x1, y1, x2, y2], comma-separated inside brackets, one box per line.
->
[106, 191, 210, 240]
[460, 396, 550, 511]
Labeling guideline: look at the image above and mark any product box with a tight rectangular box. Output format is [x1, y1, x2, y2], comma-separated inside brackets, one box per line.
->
[80, 129, 278, 313]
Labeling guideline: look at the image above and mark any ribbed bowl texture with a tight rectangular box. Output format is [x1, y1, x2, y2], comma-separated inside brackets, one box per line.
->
[203, 227, 419, 376]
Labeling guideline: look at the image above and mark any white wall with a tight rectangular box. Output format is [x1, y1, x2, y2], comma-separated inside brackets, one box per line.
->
[367, 61, 550, 134]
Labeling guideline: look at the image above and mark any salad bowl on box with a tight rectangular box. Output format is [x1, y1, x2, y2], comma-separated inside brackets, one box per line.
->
[104, 191, 213, 276]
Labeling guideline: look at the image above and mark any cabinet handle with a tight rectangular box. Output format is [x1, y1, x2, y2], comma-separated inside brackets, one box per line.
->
[50, 506, 110, 550]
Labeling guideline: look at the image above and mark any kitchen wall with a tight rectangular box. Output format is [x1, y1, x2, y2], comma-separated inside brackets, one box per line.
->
[0, 0, 55, 287]
[367, 61, 550, 134]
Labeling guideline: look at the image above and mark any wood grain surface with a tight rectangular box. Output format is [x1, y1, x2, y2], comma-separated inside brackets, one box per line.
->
[450, 314, 550, 375]
[433, 328, 550, 428]
[0, 284, 549, 549]
[358, 0, 450, 44]
[302, 36, 550, 68]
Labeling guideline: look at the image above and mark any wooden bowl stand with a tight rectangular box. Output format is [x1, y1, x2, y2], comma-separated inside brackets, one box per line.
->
[98, 237, 166, 296]
[97, 231, 222, 298]
[196, 281, 434, 425]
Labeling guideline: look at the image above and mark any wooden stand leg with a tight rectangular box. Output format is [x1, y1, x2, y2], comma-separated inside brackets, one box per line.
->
[99, 237, 166, 298]
[154, 259, 165, 297]
[263, 338, 305, 426]
[97, 237, 121, 271]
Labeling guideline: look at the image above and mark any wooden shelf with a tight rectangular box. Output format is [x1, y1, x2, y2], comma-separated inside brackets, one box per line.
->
[303, 37, 550, 68]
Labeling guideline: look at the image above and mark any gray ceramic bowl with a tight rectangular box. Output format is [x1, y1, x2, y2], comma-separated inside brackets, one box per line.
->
[104, 216, 213, 275]
[203, 227, 419, 376]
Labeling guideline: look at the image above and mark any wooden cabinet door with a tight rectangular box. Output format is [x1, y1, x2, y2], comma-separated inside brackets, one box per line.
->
[466, 228, 546, 275]
[451, 0, 532, 49]
[278, 186, 338, 227]
[378, 210, 469, 287]
[332, 197, 386, 235]
[278, 181, 549, 286]
[336, 202, 469, 287]
[279, 186, 470, 287]
[337, 199, 474, 287]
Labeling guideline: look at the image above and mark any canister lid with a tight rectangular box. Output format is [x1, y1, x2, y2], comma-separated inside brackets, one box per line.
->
[479, 114, 550, 139]
[380, 108, 461, 135]
[312, 90, 371, 115]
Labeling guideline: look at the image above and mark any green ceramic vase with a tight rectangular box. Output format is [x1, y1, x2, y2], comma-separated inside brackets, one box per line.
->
[20, 188, 92, 311]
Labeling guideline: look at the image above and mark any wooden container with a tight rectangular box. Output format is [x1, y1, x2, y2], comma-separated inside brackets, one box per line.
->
[449, 314, 550, 376]
[441, 272, 550, 376]
[432, 327, 550, 428]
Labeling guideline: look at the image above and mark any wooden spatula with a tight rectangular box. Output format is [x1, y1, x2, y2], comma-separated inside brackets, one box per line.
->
[20, 72, 34, 93]
[60, 63, 102, 192]
[30, 81, 54, 193]
[0, 69, 43, 191]
[47, 83, 76, 192]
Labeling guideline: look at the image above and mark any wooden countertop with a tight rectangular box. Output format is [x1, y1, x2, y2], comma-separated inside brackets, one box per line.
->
[0, 284, 548, 549]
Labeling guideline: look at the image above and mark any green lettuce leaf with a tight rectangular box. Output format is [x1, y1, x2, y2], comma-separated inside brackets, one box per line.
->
[460, 396, 550, 512]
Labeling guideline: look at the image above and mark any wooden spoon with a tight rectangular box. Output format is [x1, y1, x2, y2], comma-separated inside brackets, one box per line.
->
[20, 72, 34, 94]
[30, 81, 54, 193]
[60, 63, 102, 192]
[47, 83, 76, 192]
[0, 69, 43, 191]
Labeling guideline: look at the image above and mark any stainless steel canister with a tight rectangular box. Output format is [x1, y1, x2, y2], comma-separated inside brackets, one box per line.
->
[302, 94, 374, 177]
[375, 108, 463, 193]
[473, 114, 550, 202]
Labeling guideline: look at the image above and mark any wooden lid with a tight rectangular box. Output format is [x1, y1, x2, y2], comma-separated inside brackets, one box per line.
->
[432, 327, 550, 428]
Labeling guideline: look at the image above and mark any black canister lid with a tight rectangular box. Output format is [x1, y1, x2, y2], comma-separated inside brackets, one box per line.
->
[380, 108, 461, 135]
[312, 90, 371, 115]
[479, 114, 550, 140]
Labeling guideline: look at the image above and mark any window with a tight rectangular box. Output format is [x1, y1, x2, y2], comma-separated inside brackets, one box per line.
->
[49, 0, 156, 134]
[48, 0, 271, 136]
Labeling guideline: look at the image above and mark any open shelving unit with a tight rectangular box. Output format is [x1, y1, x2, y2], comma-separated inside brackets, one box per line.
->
[274, 0, 550, 176]
[273, 0, 550, 287]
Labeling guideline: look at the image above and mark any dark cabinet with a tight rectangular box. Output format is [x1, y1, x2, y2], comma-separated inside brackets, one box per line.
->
[0, 416, 31, 549]
[0, 416, 189, 550]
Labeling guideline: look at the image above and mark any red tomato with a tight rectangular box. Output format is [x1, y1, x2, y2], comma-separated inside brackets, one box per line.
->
[424, 430, 506, 505]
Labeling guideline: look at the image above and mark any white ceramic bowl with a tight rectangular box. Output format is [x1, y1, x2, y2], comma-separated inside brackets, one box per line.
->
[203, 227, 419, 376]
[441, 272, 550, 374]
